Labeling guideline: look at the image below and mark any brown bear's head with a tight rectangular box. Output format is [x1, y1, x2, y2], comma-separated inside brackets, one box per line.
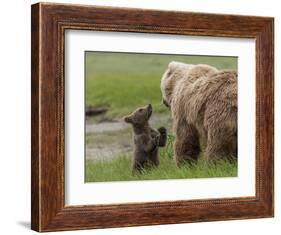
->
[124, 104, 152, 126]
[160, 61, 194, 107]
[160, 62, 218, 108]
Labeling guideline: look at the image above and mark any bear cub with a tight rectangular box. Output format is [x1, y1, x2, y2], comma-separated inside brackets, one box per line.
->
[124, 104, 167, 173]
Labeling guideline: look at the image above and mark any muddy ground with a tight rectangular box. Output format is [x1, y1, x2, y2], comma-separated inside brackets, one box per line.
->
[86, 113, 172, 161]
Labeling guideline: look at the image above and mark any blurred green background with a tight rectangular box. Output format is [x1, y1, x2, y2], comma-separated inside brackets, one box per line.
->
[85, 52, 237, 118]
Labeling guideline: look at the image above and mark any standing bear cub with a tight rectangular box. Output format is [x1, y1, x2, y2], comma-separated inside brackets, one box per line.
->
[124, 104, 167, 173]
[161, 62, 237, 165]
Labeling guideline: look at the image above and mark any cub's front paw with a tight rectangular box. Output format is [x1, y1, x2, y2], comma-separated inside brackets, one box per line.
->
[158, 127, 167, 135]
[158, 127, 167, 147]
[153, 134, 160, 146]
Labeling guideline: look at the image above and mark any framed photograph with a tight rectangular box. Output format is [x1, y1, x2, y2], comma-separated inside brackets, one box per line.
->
[31, 2, 274, 232]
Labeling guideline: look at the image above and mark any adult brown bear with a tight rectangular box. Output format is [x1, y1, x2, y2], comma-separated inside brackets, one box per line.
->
[160, 61, 237, 166]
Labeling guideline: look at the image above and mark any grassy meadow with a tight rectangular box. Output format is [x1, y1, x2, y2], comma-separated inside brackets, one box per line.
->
[86, 135, 237, 182]
[85, 52, 238, 182]
[85, 52, 237, 118]
[86, 156, 238, 182]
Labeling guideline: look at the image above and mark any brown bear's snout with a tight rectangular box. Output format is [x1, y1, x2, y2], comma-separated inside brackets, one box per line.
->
[162, 98, 170, 108]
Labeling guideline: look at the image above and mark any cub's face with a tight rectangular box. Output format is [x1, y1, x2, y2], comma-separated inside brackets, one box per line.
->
[124, 104, 152, 126]
[160, 61, 194, 108]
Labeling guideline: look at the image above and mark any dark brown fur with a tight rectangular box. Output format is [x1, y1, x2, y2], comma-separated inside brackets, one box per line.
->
[124, 104, 167, 173]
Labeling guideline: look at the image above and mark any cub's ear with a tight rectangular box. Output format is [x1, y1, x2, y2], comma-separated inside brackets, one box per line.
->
[123, 116, 132, 123]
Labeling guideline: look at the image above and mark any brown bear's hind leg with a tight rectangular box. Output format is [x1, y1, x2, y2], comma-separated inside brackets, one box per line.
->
[205, 128, 233, 162]
[174, 122, 201, 166]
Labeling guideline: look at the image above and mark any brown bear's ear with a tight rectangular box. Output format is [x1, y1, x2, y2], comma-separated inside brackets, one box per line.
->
[123, 116, 133, 123]
[168, 61, 180, 71]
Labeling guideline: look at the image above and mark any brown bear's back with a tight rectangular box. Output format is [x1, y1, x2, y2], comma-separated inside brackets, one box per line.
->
[172, 69, 237, 143]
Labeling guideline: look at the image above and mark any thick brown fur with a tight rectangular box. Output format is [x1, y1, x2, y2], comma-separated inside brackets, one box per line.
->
[161, 61, 237, 165]
[124, 104, 167, 173]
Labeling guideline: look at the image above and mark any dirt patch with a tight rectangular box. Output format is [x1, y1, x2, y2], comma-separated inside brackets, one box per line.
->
[86, 113, 172, 161]
[86, 121, 128, 134]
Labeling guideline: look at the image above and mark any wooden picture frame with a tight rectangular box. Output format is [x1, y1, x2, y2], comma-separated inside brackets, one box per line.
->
[31, 2, 274, 232]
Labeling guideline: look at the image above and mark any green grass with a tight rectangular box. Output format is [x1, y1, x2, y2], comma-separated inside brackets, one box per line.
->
[85, 155, 237, 182]
[86, 52, 237, 118]
[85, 135, 237, 182]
